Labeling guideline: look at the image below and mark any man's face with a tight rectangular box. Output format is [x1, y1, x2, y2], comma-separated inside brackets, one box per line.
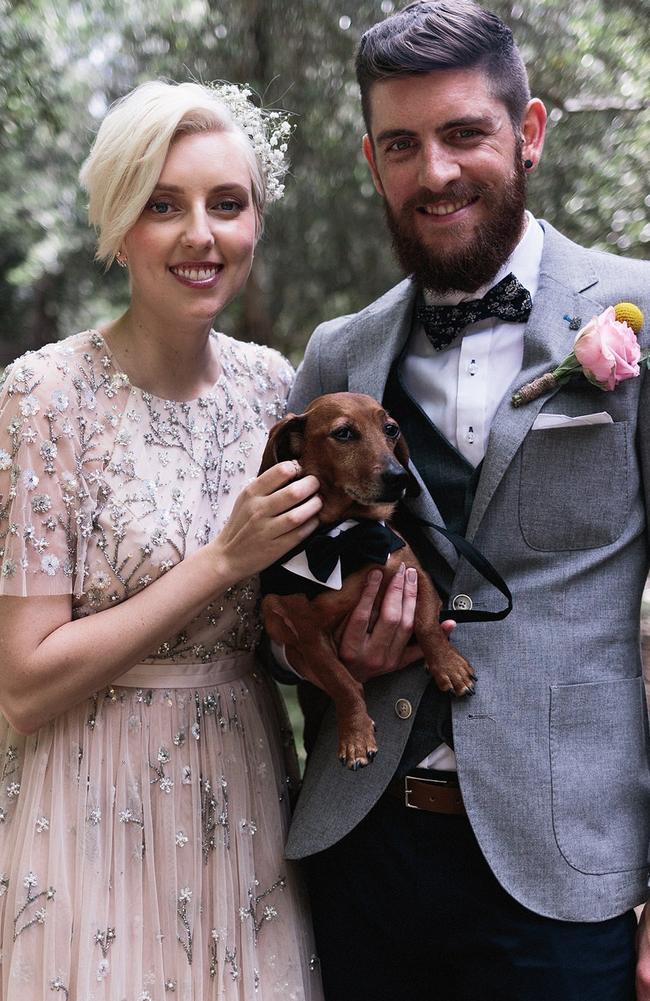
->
[363, 68, 534, 294]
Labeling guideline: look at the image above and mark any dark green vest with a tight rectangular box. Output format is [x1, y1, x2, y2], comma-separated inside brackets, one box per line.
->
[383, 358, 482, 773]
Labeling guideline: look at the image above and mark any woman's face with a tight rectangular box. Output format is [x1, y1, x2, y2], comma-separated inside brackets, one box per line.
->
[123, 129, 257, 329]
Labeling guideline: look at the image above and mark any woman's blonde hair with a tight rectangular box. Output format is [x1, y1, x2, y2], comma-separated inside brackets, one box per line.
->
[79, 81, 268, 267]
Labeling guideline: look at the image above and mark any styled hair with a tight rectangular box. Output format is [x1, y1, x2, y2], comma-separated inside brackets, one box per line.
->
[79, 81, 267, 267]
[356, 0, 531, 134]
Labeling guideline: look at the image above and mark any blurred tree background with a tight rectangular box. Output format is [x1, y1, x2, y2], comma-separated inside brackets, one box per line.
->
[1, 0, 649, 368]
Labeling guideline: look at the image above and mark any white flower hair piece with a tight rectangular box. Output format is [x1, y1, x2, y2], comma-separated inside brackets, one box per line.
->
[209, 81, 293, 203]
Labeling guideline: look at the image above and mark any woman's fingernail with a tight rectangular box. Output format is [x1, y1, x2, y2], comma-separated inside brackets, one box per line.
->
[398, 561, 405, 575]
[368, 569, 382, 584]
[292, 460, 302, 475]
[406, 568, 417, 583]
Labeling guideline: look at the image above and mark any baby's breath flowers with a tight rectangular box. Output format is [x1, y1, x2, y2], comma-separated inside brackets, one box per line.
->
[209, 82, 293, 202]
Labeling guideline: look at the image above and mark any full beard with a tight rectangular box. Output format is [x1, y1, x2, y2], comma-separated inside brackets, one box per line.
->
[385, 155, 528, 296]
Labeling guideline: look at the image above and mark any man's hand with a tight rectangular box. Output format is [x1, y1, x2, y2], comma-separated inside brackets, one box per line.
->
[339, 564, 457, 684]
[636, 901, 650, 999]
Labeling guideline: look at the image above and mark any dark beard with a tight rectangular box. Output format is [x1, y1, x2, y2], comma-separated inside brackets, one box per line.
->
[384, 156, 528, 295]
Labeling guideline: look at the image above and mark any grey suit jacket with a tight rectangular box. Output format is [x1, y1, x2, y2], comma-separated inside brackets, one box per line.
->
[285, 221, 650, 922]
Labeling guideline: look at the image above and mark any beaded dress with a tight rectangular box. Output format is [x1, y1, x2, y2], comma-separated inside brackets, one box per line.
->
[0, 330, 322, 1001]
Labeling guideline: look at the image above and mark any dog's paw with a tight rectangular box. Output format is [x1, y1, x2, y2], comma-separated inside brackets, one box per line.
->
[429, 651, 477, 698]
[338, 717, 378, 770]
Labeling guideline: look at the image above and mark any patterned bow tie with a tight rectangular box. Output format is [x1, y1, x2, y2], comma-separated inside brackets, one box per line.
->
[417, 273, 533, 351]
[303, 520, 405, 583]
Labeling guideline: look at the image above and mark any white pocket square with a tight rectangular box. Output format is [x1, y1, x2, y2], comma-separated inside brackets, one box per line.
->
[531, 412, 613, 431]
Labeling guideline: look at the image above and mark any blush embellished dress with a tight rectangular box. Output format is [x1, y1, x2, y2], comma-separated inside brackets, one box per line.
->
[0, 331, 322, 1001]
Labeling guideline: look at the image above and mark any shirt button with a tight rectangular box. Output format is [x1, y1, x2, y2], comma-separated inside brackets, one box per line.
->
[395, 698, 413, 720]
[452, 593, 473, 611]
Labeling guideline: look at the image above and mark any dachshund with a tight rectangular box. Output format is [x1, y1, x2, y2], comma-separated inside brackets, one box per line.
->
[259, 392, 476, 769]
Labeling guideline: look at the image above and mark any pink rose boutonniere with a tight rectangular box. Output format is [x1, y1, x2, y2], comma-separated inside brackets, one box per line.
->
[512, 302, 646, 407]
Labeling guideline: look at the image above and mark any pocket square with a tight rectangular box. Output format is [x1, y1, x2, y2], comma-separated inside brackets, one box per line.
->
[531, 412, 613, 431]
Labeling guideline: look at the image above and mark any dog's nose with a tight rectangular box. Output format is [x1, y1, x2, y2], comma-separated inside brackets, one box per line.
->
[381, 461, 409, 494]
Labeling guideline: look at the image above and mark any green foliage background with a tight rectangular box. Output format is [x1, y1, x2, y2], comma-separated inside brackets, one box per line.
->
[1, 0, 649, 368]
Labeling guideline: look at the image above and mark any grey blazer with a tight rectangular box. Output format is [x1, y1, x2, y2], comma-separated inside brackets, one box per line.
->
[285, 221, 650, 922]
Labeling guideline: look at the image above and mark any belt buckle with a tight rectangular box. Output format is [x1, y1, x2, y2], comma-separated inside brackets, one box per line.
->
[404, 773, 450, 810]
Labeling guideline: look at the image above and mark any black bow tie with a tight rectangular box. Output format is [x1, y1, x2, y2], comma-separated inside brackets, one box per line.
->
[417, 273, 533, 350]
[302, 520, 405, 583]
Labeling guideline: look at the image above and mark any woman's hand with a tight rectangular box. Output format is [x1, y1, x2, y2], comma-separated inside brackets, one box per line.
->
[339, 565, 457, 684]
[211, 460, 322, 584]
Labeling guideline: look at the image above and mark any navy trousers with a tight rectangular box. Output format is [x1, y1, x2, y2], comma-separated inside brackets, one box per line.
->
[304, 793, 637, 1001]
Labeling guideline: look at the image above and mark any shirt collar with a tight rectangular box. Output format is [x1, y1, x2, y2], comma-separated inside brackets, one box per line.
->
[422, 211, 544, 307]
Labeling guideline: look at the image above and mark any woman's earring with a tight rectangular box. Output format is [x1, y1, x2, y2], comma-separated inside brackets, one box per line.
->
[523, 158, 534, 170]
[116, 253, 128, 269]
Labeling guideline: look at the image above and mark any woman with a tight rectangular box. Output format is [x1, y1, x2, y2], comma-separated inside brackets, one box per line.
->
[0, 80, 324, 1000]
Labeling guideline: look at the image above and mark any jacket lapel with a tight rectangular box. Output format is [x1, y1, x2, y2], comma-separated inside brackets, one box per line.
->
[346, 279, 459, 567]
[465, 222, 604, 542]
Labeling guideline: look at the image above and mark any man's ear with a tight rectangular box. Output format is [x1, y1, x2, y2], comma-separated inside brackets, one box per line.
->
[258, 415, 307, 474]
[362, 134, 385, 198]
[394, 433, 421, 498]
[520, 98, 547, 170]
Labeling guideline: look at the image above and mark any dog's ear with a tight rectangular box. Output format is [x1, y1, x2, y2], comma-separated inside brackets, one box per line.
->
[394, 432, 421, 498]
[258, 414, 307, 474]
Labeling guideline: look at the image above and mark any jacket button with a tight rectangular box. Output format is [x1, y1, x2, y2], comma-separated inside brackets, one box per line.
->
[452, 593, 473, 611]
[395, 698, 412, 720]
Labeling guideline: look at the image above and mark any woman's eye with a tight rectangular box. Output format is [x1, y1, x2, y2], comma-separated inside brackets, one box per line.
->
[148, 200, 173, 215]
[384, 423, 400, 439]
[216, 199, 242, 213]
[331, 427, 355, 442]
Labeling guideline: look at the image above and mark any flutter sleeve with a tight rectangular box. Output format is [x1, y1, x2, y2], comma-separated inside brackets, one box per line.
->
[262, 346, 295, 423]
[0, 351, 97, 597]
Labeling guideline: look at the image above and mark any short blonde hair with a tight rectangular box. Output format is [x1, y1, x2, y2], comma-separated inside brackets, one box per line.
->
[80, 80, 267, 267]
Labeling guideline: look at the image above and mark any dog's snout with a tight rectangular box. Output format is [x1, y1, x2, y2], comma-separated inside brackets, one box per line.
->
[381, 459, 410, 497]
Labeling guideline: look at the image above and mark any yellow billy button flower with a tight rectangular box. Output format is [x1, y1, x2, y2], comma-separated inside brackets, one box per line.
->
[614, 302, 644, 335]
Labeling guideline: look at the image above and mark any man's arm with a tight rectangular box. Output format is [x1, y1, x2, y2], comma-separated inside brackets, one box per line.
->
[289, 316, 351, 412]
[633, 278, 650, 1001]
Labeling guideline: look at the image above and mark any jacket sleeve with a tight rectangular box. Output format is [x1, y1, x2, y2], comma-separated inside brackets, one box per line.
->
[289, 316, 353, 412]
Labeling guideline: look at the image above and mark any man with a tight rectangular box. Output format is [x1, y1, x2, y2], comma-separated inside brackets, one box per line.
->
[285, 2, 650, 999]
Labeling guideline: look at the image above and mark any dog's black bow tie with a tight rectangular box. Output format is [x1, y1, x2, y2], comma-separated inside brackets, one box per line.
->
[417, 273, 533, 350]
[303, 520, 405, 583]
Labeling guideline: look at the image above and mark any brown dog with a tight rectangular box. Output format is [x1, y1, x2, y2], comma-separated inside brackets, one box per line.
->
[259, 392, 475, 769]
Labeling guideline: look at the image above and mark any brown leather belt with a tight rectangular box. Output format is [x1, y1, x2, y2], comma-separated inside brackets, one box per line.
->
[386, 774, 467, 816]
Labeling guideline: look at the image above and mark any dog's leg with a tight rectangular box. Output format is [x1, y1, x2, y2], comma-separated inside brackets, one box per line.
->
[412, 571, 477, 697]
[263, 595, 378, 769]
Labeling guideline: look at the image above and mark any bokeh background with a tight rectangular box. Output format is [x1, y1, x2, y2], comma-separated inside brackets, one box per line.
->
[1, 0, 649, 366]
[2, 0, 649, 757]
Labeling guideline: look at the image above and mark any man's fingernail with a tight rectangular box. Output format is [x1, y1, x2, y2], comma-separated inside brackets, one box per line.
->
[406, 568, 417, 583]
[368, 569, 382, 584]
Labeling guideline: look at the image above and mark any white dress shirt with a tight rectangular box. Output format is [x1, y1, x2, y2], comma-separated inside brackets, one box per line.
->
[402, 212, 543, 467]
[407, 213, 545, 770]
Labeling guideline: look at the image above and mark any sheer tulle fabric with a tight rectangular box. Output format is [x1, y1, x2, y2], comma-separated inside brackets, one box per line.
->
[0, 332, 322, 1000]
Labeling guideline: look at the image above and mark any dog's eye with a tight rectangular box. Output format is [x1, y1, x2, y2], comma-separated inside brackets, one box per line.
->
[384, 423, 400, 439]
[331, 426, 355, 442]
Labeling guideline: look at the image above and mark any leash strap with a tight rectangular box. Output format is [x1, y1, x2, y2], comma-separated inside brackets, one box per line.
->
[411, 516, 512, 623]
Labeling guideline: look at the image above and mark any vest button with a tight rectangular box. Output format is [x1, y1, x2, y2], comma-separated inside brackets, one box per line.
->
[395, 698, 413, 720]
[452, 593, 473, 611]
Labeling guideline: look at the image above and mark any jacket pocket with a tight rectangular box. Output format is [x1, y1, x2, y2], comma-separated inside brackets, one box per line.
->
[519, 422, 629, 550]
[549, 677, 650, 874]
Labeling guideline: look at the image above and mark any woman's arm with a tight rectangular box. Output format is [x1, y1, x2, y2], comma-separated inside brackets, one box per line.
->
[0, 462, 321, 735]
